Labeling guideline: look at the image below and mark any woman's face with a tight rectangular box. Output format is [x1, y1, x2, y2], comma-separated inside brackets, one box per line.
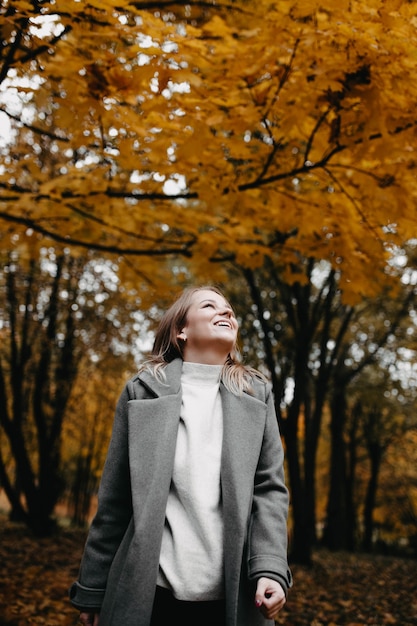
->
[179, 289, 238, 363]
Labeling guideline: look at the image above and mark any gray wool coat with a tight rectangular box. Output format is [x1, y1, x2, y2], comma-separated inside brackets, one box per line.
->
[69, 359, 292, 626]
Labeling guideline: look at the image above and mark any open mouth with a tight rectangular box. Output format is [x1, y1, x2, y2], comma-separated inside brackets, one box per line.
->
[215, 321, 232, 328]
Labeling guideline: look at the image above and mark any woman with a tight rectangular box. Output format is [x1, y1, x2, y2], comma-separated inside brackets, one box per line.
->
[69, 285, 292, 626]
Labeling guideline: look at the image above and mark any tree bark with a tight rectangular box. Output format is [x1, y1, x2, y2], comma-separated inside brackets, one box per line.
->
[362, 442, 383, 551]
[322, 386, 348, 550]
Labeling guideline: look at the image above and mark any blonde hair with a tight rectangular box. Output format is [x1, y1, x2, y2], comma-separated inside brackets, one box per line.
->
[139, 285, 265, 395]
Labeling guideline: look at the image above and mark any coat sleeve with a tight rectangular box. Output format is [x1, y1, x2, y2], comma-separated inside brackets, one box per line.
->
[246, 381, 293, 595]
[69, 383, 134, 611]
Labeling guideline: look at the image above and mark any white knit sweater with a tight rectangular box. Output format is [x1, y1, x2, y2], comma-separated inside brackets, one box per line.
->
[157, 361, 225, 600]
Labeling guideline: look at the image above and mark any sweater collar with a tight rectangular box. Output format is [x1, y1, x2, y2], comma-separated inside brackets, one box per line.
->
[181, 361, 222, 386]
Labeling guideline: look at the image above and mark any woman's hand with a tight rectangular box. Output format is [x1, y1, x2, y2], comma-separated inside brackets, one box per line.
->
[254, 577, 286, 620]
[79, 611, 99, 626]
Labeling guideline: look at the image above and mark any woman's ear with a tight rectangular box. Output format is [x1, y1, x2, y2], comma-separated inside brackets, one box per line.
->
[177, 329, 187, 341]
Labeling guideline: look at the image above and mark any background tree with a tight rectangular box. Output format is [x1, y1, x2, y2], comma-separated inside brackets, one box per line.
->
[1, 0, 417, 304]
[62, 359, 135, 527]
[225, 254, 417, 562]
[0, 246, 139, 534]
[380, 428, 417, 555]
[322, 278, 416, 551]
[344, 358, 417, 552]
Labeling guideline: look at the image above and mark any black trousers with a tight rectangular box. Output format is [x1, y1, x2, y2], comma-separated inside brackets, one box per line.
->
[150, 585, 226, 626]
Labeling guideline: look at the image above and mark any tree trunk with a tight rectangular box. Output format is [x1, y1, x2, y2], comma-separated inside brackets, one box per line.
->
[345, 403, 361, 551]
[322, 386, 348, 550]
[0, 254, 80, 535]
[285, 412, 312, 564]
[362, 443, 382, 551]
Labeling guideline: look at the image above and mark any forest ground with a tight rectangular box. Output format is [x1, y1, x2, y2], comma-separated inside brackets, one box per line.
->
[0, 514, 416, 626]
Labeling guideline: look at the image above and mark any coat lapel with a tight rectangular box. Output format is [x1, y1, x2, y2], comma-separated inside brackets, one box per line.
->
[220, 384, 267, 609]
[127, 360, 183, 526]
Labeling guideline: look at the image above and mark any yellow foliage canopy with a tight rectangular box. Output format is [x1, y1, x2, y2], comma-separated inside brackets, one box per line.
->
[1, 0, 417, 303]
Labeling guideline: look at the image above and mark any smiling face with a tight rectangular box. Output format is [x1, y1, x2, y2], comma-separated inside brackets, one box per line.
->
[178, 289, 239, 364]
